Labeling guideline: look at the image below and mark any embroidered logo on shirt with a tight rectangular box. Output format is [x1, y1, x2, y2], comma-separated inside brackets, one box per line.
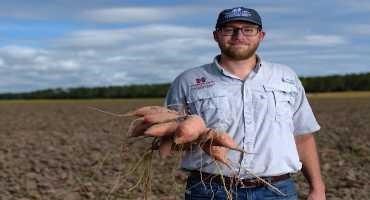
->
[191, 77, 215, 90]
[196, 77, 206, 84]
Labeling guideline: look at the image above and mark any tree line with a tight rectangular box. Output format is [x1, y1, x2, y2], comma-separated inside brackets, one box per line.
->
[0, 84, 170, 99]
[300, 72, 370, 92]
[0, 72, 369, 99]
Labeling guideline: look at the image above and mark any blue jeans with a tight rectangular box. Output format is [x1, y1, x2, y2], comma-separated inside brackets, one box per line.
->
[184, 174, 298, 200]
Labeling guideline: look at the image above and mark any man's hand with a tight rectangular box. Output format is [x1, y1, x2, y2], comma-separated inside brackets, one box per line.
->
[295, 133, 326, 200]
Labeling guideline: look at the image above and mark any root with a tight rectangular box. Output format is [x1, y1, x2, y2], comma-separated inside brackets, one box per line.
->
[87, 106, 129, 117]
[227, 159, 286, 196]
[215, 162, 233, 200]
[105, 172, 123, 200]
[126, 149, 154, 199]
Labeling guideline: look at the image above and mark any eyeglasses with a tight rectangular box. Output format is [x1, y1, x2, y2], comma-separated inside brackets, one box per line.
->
[218, 26, 261, 36]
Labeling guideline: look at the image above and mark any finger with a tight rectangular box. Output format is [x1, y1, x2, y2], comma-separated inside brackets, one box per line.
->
[144, 121, 177, 137]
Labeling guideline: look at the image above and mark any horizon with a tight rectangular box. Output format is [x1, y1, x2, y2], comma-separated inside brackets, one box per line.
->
[1, 71, 369, 94]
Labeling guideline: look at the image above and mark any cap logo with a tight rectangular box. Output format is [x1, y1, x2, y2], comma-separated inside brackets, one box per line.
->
[225, 8, 251, 19]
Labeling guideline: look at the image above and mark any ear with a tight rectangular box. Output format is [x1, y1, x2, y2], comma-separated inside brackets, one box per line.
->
[258, 31, 266, 42]
[213, 31, 219, 42]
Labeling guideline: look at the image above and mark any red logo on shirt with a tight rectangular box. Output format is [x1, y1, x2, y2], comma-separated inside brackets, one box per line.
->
[191, 77, 215, 90]
[196, 77, 206, 84]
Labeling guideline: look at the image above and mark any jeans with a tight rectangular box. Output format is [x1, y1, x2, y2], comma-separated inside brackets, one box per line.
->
[184, 174, 298, 200]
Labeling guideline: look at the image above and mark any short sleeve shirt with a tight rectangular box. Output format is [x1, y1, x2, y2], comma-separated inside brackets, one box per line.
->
[165, 55, 320, 178]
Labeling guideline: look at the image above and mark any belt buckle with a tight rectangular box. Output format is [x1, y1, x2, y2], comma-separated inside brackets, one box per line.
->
[238, 178, 258, 188]
[239, 177, 271, 188]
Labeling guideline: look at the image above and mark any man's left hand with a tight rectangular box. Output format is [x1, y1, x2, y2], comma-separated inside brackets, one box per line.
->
[307, 187, 326, 200]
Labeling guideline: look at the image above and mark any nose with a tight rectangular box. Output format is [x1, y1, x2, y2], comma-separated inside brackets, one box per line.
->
[232, 29, 244, 39]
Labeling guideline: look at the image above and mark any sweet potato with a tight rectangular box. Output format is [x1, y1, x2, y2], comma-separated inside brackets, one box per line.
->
[158, 137, 173, 158]
[203, 130, 238, 150]
[128, 118, 152, 137]
[143, 112, 181, 124]
[144, 121, 178, 137]
[187, 129, 244, 166]
[201, 143, 229, 165]
[174, 115, 207, 144]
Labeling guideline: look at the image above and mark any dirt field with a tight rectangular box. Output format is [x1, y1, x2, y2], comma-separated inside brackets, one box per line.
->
[0, 95, 369, 200]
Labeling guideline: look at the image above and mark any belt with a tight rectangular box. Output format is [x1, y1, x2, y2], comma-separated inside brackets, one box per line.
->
[190, 171, 290, 188]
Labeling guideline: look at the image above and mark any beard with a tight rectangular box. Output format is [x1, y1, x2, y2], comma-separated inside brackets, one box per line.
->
[218, 41, 259, 61]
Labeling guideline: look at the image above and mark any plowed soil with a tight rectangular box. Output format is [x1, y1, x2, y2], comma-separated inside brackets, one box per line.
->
[0, 96, 369, 199]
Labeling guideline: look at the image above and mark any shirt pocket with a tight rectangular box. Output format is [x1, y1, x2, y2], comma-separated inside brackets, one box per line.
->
[251, 86, 271, 121]
[187, 90, 230, 131]
[264, 83, 297, 121]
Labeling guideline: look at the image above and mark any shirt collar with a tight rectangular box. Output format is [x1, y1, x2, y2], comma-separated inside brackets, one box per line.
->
[213, 54, 263, 78]
[255, 55, 262, 72]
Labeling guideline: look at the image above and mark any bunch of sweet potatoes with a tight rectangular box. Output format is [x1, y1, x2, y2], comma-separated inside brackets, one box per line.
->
[125, 106, 242, 165]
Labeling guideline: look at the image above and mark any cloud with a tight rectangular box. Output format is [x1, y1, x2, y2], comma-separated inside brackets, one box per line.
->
[349, 24, 370, 35]
[58, 24, 211, 48]
[83, 6, 209, 23]
[338, 0, 370, 12]
[0, 57, 5, 67]
[0, 45, 46, 60]
[265, 30, 348, 47]
[0, 45, 81, 73]
[83, 7, 171, 23]
[81, 3, 302, 25]
[59, 29, 131, 48]
[302, 35, 348, 46]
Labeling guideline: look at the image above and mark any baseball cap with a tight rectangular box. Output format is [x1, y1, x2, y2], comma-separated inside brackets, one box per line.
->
[216, 7, 262, 28]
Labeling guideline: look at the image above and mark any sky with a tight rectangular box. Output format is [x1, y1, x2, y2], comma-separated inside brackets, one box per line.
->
[1, 0, 370, 93]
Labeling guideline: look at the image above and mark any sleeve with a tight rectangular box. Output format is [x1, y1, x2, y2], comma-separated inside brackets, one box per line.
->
[292, 75, 321, 135]
[164, 75, 188, 113]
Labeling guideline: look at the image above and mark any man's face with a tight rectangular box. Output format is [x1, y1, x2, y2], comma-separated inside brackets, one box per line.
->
[213, 21, 265, 61]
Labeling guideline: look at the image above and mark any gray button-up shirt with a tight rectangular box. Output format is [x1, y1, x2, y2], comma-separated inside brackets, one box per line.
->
[165, 55, 320, 178]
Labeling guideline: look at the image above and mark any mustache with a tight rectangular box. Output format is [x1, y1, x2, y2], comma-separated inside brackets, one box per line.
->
[229, 42, 249, 46]
[228, 40, 249, 45]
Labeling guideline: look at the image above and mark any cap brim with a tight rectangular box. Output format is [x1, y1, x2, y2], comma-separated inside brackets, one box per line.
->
[218, 17, 261, 27]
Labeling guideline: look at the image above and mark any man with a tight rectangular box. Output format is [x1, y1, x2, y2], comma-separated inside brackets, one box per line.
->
[165, 6, 326, 200]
